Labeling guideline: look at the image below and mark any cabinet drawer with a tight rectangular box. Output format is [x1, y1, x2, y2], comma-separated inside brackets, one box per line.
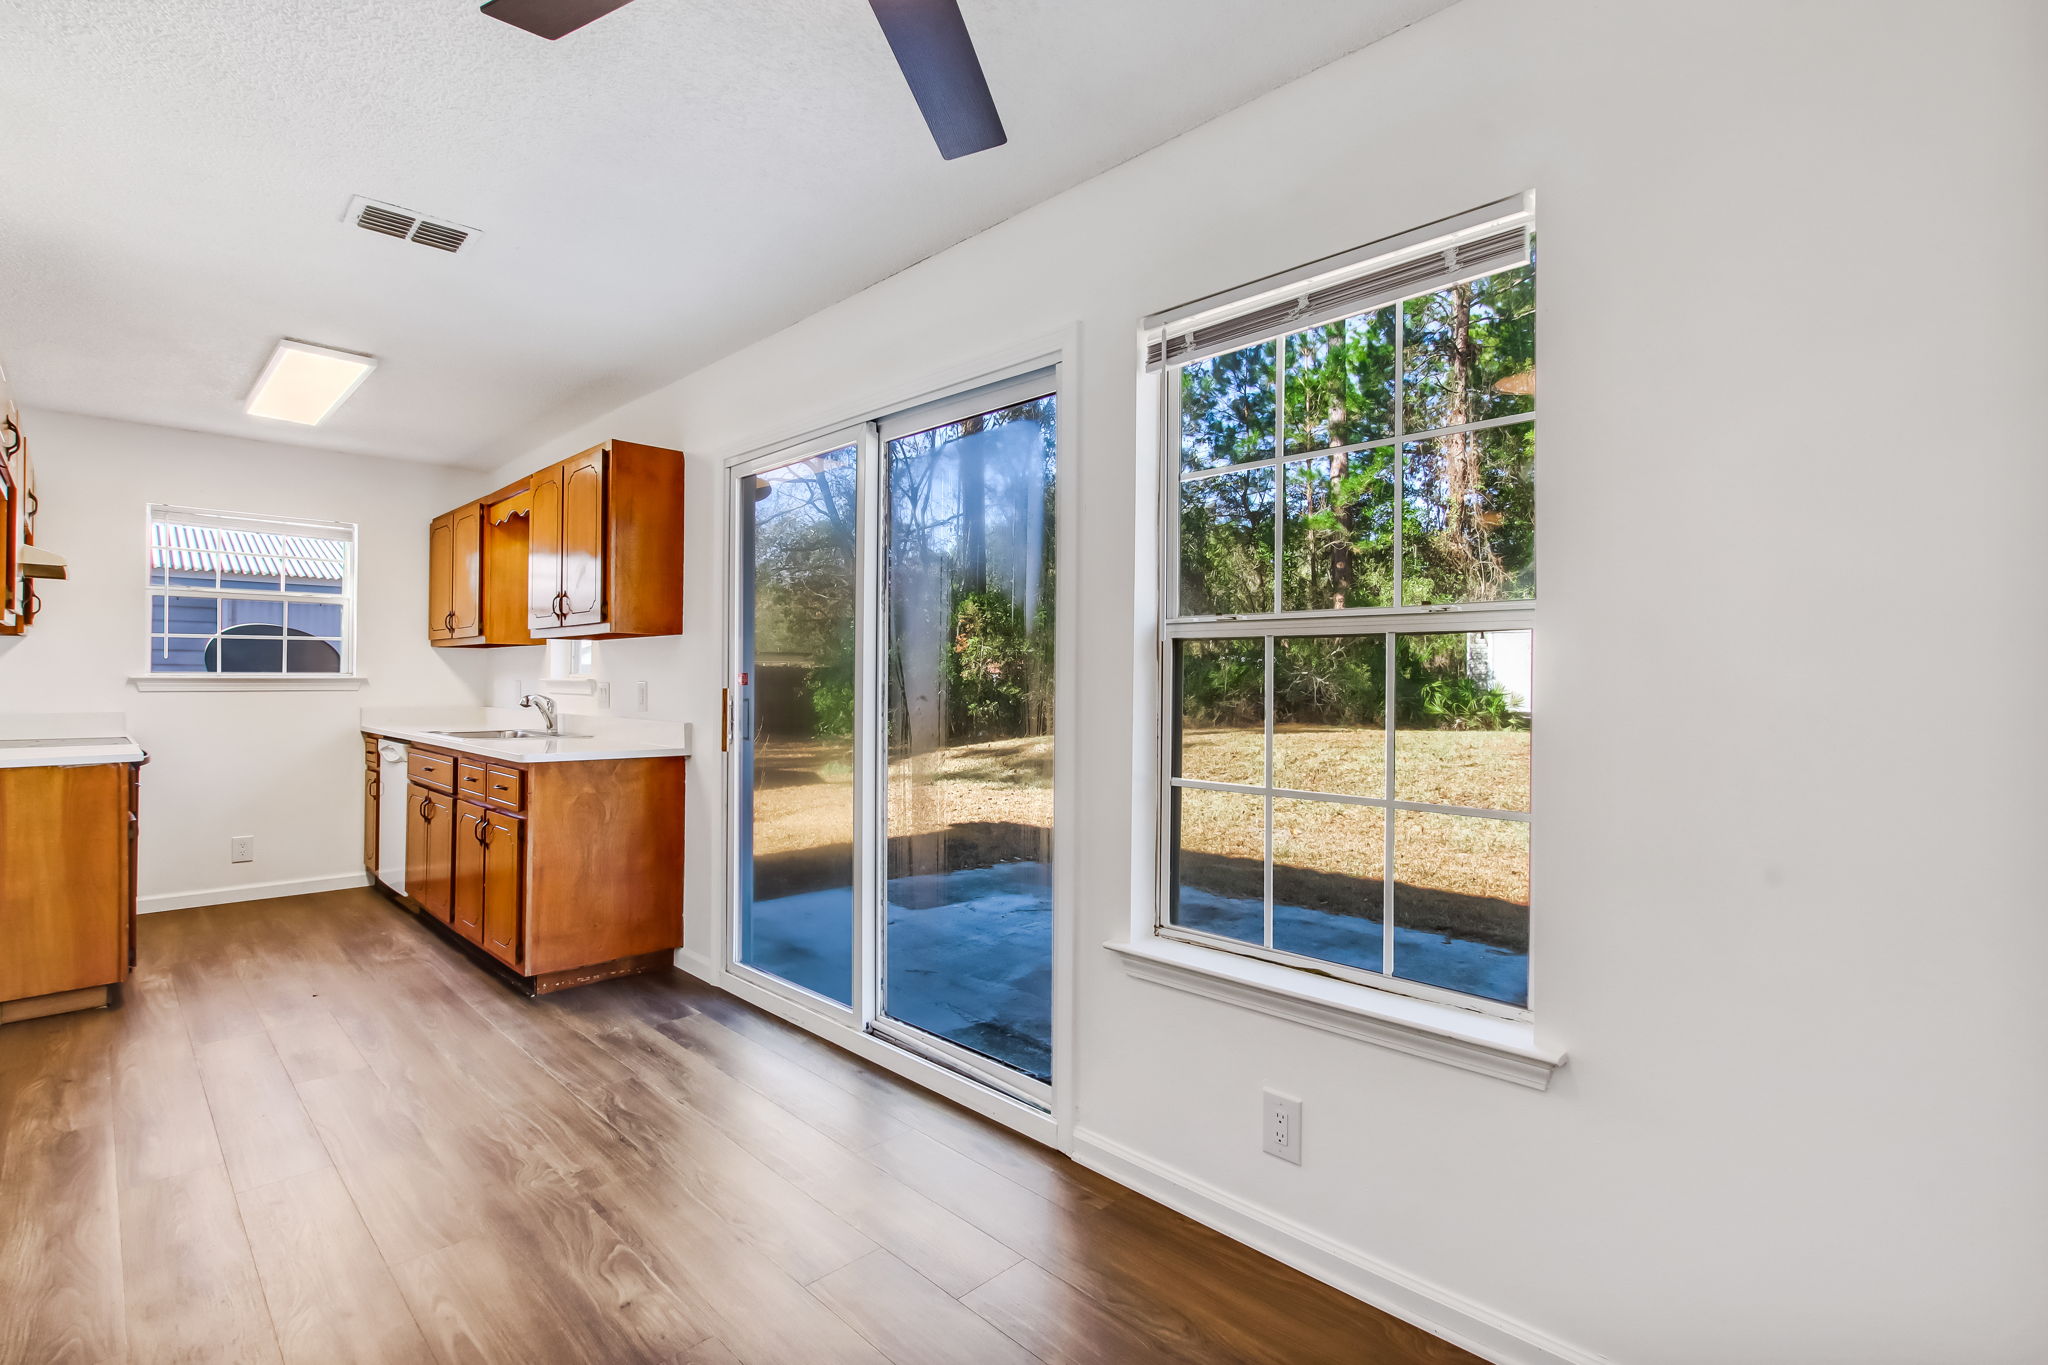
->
[406, 750, 455, 791]
[483, 765, 525, 811]
[456, 759, 489, 798]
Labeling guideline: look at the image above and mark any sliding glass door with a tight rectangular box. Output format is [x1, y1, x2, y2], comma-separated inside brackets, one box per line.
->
[876, 388, 1056, 1090]
[728, 371, 1057, 1104]
[733, 441, 861, 1006]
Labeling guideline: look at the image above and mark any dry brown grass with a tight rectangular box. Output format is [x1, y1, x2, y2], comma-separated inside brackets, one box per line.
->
[750, 734, 1052, 858]
[748, 727, 1525, 922]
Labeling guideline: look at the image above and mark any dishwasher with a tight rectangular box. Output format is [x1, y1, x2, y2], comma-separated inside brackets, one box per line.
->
[375, 739, 409, 894]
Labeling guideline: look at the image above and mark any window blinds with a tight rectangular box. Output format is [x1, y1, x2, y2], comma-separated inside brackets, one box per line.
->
[1143, 194, 1533, 373]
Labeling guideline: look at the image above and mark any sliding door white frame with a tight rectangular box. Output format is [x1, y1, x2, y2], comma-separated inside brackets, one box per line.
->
[718, 339, 1075, 1146]
[724, 425, 873, 1029]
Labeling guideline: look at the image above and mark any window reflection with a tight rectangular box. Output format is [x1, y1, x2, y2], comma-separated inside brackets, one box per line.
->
[737, 446, 861, 1006]
[884, 396, 1057, 1082]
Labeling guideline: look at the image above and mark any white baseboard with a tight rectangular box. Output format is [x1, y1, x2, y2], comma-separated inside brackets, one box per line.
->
[1069, 1128, 1609, 1365]
[140, 872, 371, 915]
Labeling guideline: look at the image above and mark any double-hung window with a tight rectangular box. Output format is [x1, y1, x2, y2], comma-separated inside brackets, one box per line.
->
[146, 504, 356, 676]
[1151, 196, 1536, 1014]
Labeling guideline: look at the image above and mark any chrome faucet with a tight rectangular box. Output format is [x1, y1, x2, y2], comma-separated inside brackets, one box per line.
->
[519, 693, 560, 736]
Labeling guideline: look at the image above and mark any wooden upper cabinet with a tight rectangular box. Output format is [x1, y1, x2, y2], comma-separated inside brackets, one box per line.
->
[526, 441, 683, 639]
[427, 514, 450, 639]
[0, 462, 15, 625]
[557, 448, 606, 628]
[433, 439, 681, 646]
[427, 505, 483, 644]
[527, 460, 565, 632]
[449, 504, 482, 638]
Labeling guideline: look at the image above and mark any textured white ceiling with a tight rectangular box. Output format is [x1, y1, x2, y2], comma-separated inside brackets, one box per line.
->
[0, 0, 1450, 466]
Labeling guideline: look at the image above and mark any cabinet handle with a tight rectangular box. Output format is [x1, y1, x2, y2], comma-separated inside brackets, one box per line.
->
[444, 610, 456, 631]
[474, 817, 489, 847]
[554, 590, 568, 620]
[419, 795, 433, 822]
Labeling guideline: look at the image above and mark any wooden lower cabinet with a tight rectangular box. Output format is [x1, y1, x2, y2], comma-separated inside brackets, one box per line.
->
[405, 780, 454, 922]
[0, 761, 142, 1022]
[480, 805, 523, 963]
[449, 797, 519, 964]
[378, 737, 682, 992]
[363, 737, 379, 878]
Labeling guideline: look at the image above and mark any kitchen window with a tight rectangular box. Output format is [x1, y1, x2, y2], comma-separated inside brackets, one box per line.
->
[146, 504, 356, 677]
[1150, 196, 1536, 1016]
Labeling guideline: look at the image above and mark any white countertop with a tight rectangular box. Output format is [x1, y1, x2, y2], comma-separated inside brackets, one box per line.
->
[360, 706, 691, 765]
[0, 712, 147, 769]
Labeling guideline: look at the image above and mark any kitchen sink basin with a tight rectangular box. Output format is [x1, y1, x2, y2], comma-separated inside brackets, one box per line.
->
[431, 728, 591, 740]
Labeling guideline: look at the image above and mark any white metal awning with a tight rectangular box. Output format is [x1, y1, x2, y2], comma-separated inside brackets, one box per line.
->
[149, 522, 347, 581]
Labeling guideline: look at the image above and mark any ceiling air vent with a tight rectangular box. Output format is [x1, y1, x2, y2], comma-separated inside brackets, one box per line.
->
[356, 202, 415, 239]
[343, 196, 483, 256]
[408, 220, 468, 253]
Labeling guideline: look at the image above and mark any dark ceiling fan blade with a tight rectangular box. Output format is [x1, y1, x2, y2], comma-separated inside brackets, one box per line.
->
[866, 0, 1007, 160]
[480, 0, 637, 41]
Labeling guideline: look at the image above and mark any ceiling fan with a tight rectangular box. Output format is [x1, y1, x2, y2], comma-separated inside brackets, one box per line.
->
[478, 0, 1007, 160]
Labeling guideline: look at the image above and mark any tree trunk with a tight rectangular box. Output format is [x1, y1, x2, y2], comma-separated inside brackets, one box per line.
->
[1440, 283, 1497, 599]
[1326, 320, 1354, 609]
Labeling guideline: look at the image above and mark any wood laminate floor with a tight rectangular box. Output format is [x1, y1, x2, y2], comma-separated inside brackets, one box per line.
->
[0, 889, 1482, 1365]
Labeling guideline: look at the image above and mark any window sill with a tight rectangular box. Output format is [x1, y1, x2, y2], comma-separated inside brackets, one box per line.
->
[1106, 936, 1564, 1090]
[129, 675, 370, 693]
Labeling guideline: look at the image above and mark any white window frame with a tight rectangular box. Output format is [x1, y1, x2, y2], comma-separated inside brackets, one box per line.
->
[1148, 195, 1538, 1026]
[137, 502, 361, 688]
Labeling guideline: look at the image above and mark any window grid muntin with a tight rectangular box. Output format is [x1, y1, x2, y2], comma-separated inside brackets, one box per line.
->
[1169, 632, 1530, 1002]
[1163, 249, 1534, 1016]
[1171, 259, 1533, 620]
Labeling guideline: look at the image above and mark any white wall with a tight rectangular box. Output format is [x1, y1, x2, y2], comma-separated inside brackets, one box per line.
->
[0, 411, 488, 907]
[474, 2, 2048, 1361]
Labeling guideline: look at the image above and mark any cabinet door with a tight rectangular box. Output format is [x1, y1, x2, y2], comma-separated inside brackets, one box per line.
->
[557, 447, 606, 627]
[451, 801, 487, 945]
[0, 465, 15, 622]
[527, 461, 565, 630]
[363, 753, 379, 878]
[480, 809, 524, 967]
[405, 782, 454, 921]
[427, 513, 454, 640]
[0, 765, 128, 1000]
[448, 504, 483, 640]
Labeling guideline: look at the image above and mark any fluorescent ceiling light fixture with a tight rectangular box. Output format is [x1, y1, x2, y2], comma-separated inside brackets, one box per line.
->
[244, 339, 377, 425]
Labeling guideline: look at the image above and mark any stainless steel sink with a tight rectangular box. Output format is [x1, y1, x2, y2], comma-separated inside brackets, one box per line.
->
[431, 728, 591, 740]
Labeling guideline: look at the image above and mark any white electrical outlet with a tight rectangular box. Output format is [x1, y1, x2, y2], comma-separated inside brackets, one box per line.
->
[1263, 1091, 1302, 1164]
[634, 680, 649, 713]
[230, 835, 255, 864]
